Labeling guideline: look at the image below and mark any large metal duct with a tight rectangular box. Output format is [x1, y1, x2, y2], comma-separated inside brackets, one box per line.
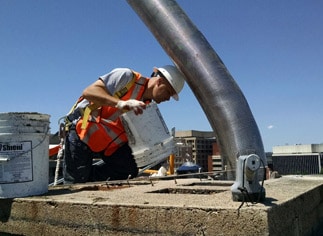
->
[126, 0, 267, 182]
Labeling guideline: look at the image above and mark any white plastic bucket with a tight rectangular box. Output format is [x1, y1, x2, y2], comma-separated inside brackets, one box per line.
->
[120, 103, 174, 168]
[0, 112, 50, 198]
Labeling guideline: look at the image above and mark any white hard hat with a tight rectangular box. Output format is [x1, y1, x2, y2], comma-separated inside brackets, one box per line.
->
[154, 65, 185, 101]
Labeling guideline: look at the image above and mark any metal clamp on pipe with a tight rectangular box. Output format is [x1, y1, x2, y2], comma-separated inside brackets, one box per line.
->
[231, 154, 266, 202]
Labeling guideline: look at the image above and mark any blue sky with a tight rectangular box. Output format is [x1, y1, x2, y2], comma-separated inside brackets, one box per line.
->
[1, 1, 322, 152]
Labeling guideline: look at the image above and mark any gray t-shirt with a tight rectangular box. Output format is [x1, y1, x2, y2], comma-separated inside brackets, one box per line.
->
[68, 68, 134, 121]
[100, 68, 134, 96]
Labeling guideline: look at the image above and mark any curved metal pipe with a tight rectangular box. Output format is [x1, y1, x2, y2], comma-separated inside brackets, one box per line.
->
[127, 0, 267, 179]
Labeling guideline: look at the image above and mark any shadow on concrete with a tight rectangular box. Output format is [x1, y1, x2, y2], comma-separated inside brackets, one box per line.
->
[0, 199, 14, 222]
[262, 197, 278, 207]
[44, 184, 132, 197]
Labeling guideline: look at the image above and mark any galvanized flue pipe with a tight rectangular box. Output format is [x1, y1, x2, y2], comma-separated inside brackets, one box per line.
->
[127, 0, 267, 179]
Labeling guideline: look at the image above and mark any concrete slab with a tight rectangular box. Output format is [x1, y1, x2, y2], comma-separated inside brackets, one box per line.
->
[0, 175, 323, 235]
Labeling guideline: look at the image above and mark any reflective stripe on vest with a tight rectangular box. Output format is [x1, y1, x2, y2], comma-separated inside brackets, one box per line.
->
[76, 72, 148, 155]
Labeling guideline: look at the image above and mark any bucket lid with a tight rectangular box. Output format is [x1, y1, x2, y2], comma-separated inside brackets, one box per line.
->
[0, 112, 50, 122]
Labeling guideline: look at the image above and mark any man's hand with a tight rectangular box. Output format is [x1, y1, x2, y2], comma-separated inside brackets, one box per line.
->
[116, 99, 146, 115]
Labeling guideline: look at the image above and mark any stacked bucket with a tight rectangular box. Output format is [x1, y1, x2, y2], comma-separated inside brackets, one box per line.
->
[0, 112, 50, 198]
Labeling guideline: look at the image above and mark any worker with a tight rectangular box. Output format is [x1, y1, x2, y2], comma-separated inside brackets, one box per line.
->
[63, 65, 185, 184]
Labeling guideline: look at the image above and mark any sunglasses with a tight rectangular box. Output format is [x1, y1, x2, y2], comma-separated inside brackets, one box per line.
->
[151, 71, 165, 78]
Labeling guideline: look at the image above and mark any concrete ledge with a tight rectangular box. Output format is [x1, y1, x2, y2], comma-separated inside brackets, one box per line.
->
[1, 176, 323, 235]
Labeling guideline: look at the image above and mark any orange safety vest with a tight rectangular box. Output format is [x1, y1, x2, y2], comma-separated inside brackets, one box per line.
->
[75, 71, 149, 156]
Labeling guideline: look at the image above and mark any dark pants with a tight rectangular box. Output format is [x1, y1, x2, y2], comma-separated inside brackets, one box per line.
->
[63, 129, 138, 184]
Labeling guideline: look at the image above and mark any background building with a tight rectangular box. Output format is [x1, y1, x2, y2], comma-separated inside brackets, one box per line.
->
[175, 130, 216, 172]
[208, 143, 223, 172]
[272, 144, 323, 175]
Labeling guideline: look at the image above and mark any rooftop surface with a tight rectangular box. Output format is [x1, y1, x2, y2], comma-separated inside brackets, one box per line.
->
[1, 175, 323, 235]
